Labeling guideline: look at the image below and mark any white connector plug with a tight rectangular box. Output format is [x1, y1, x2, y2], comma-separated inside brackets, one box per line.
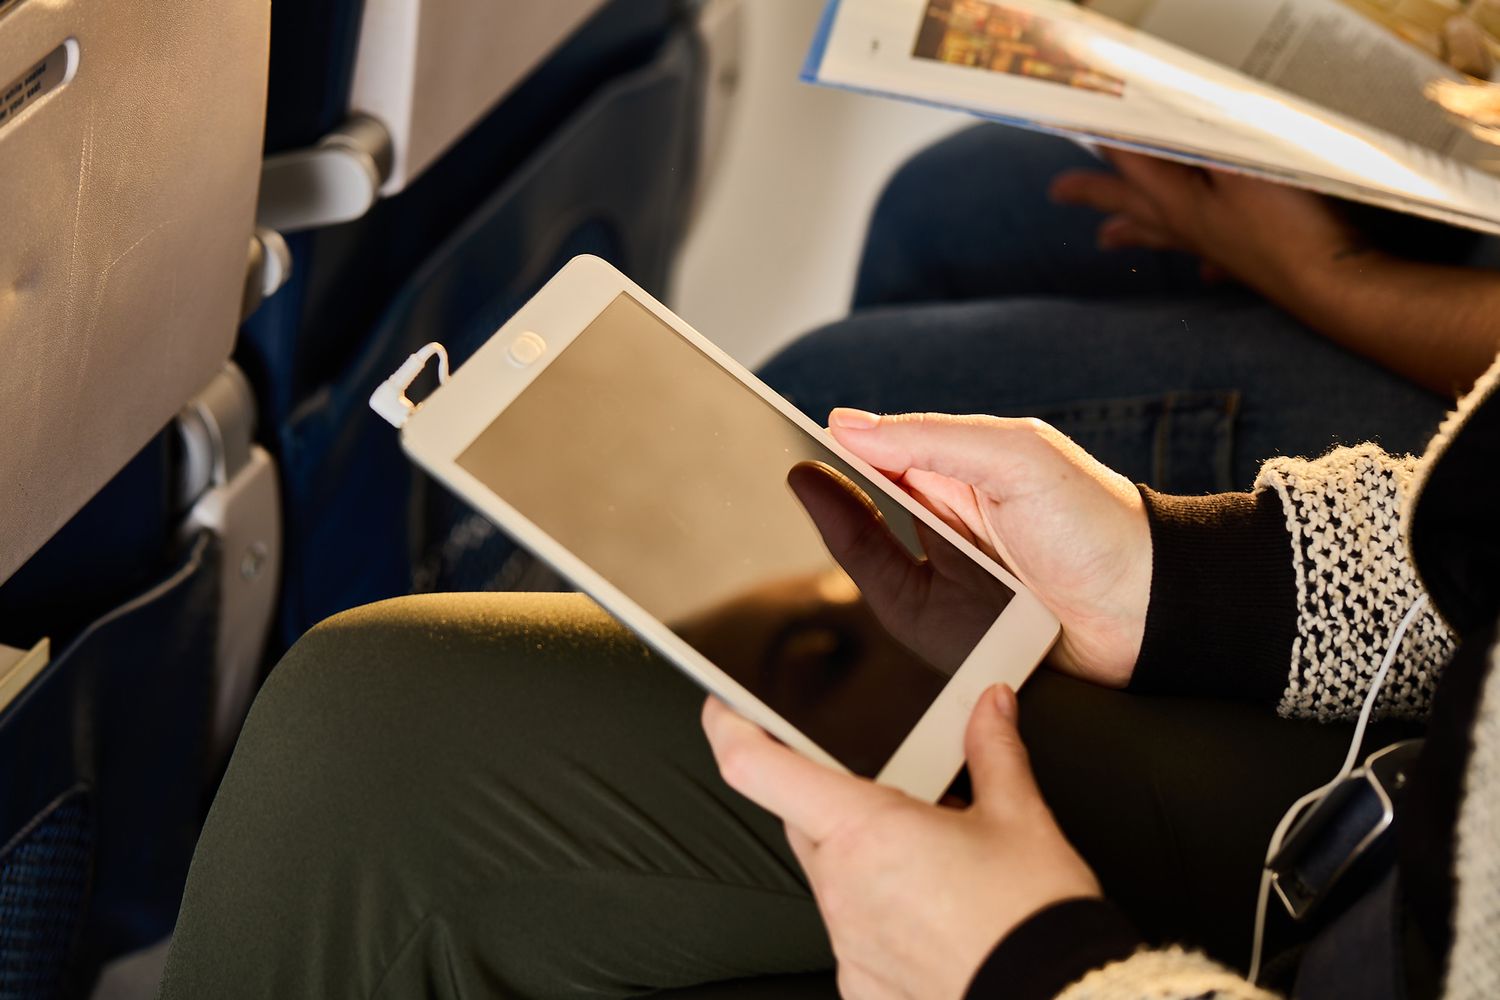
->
[369, 342, 451, 429]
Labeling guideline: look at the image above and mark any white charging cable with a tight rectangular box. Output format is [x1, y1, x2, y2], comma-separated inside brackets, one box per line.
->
[1246, 593, 1430, 982]
[369, 342, 451, 429]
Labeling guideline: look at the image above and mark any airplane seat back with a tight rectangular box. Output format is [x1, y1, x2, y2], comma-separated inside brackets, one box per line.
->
[0, 0, 272, 994]
[0, 0, 268, 584]
[244, 0, 716, 645]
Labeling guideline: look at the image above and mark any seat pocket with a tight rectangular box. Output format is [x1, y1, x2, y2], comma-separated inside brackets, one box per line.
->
[1, 532, 220, 987]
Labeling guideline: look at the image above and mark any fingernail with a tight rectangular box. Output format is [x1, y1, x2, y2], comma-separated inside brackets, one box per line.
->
[993, 685, 1018, 722]
[829, 407, 880, 430]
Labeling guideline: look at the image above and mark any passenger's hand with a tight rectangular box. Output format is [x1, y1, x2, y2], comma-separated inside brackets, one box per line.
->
[1049, 149, 1365, 300]
[703, 686, 1100, 1000]
[1051, 148, 1500, 395]
[828, 410, 1149, 689]
[787, 461, 1013, 675]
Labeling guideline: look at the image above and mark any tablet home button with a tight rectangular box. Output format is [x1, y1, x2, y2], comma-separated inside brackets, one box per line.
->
[508, 331, 547, 367]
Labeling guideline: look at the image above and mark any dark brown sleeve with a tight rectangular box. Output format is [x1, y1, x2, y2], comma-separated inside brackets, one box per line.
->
[1127, 487, 1297, 705]
[965, 898, 1141, 1000]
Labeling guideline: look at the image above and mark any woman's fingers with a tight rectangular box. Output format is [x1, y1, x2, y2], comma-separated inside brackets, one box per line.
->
[786, 461, 928, 642]
[899, 466, 993, 557]
[829, 410, 1059, 503]
[963, 686, 1043, 816]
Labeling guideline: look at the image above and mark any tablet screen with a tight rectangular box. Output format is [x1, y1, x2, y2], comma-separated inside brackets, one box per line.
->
[458, 293, 1014, 776]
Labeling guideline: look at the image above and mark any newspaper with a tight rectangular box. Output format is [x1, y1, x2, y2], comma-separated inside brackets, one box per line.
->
[805, 0, 1500, 233]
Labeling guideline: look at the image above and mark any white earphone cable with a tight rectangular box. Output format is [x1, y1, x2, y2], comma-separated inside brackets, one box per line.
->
[1246, 593, 1430, 982]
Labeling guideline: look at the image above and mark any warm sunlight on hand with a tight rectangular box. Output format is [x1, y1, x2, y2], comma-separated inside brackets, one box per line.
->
[827, 409, 1151, 689]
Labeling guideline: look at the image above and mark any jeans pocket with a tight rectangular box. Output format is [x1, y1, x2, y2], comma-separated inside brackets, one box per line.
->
[1030, 390, 1241, 494]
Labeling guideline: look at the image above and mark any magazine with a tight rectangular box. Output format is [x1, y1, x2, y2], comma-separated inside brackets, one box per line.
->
[804, 0, 1500, 234]
[1085, 0, 1498, 166]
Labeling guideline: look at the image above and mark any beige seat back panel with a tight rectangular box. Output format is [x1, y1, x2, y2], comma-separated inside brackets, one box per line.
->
[0, 0, 270, 584]
[351, 0, 609, 194]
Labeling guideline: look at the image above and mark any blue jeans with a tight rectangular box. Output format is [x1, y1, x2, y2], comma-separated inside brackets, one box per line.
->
[759, 127, 1458, 492]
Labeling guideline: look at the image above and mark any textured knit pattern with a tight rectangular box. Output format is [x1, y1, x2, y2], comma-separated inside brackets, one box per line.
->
[1055, 947, 1278, 1000]
[1444, 641, 1500, 1000]
[1254, 446, 1454, 722]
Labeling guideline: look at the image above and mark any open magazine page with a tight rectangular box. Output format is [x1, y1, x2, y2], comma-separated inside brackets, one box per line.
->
[806, 0, 1500, 234]
[1086, 0, 1500, 173]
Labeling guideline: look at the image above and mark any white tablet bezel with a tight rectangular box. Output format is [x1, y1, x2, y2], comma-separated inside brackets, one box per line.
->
[400, 255, 1059, 801]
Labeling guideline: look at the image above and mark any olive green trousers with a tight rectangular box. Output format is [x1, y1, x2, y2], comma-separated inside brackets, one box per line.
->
[156, 593, 1395, 999]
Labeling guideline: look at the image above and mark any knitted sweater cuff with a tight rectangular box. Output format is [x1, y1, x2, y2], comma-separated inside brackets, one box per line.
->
[1128, 487, 1297, 704]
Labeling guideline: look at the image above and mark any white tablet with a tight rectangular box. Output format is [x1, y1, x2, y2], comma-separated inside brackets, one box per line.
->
[392, 255, 1059, 801]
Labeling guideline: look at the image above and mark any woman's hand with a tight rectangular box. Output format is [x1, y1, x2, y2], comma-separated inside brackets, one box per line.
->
[703, 687, 1098, 1000]
[828, 409, 1150, 689]
[788, 461, 1015, 675]
[1049, 149, 1366, 302]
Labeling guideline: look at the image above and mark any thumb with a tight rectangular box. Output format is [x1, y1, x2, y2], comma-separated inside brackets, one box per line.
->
[828, 410, 1053, 500]
[965, 685, 1041, 810]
